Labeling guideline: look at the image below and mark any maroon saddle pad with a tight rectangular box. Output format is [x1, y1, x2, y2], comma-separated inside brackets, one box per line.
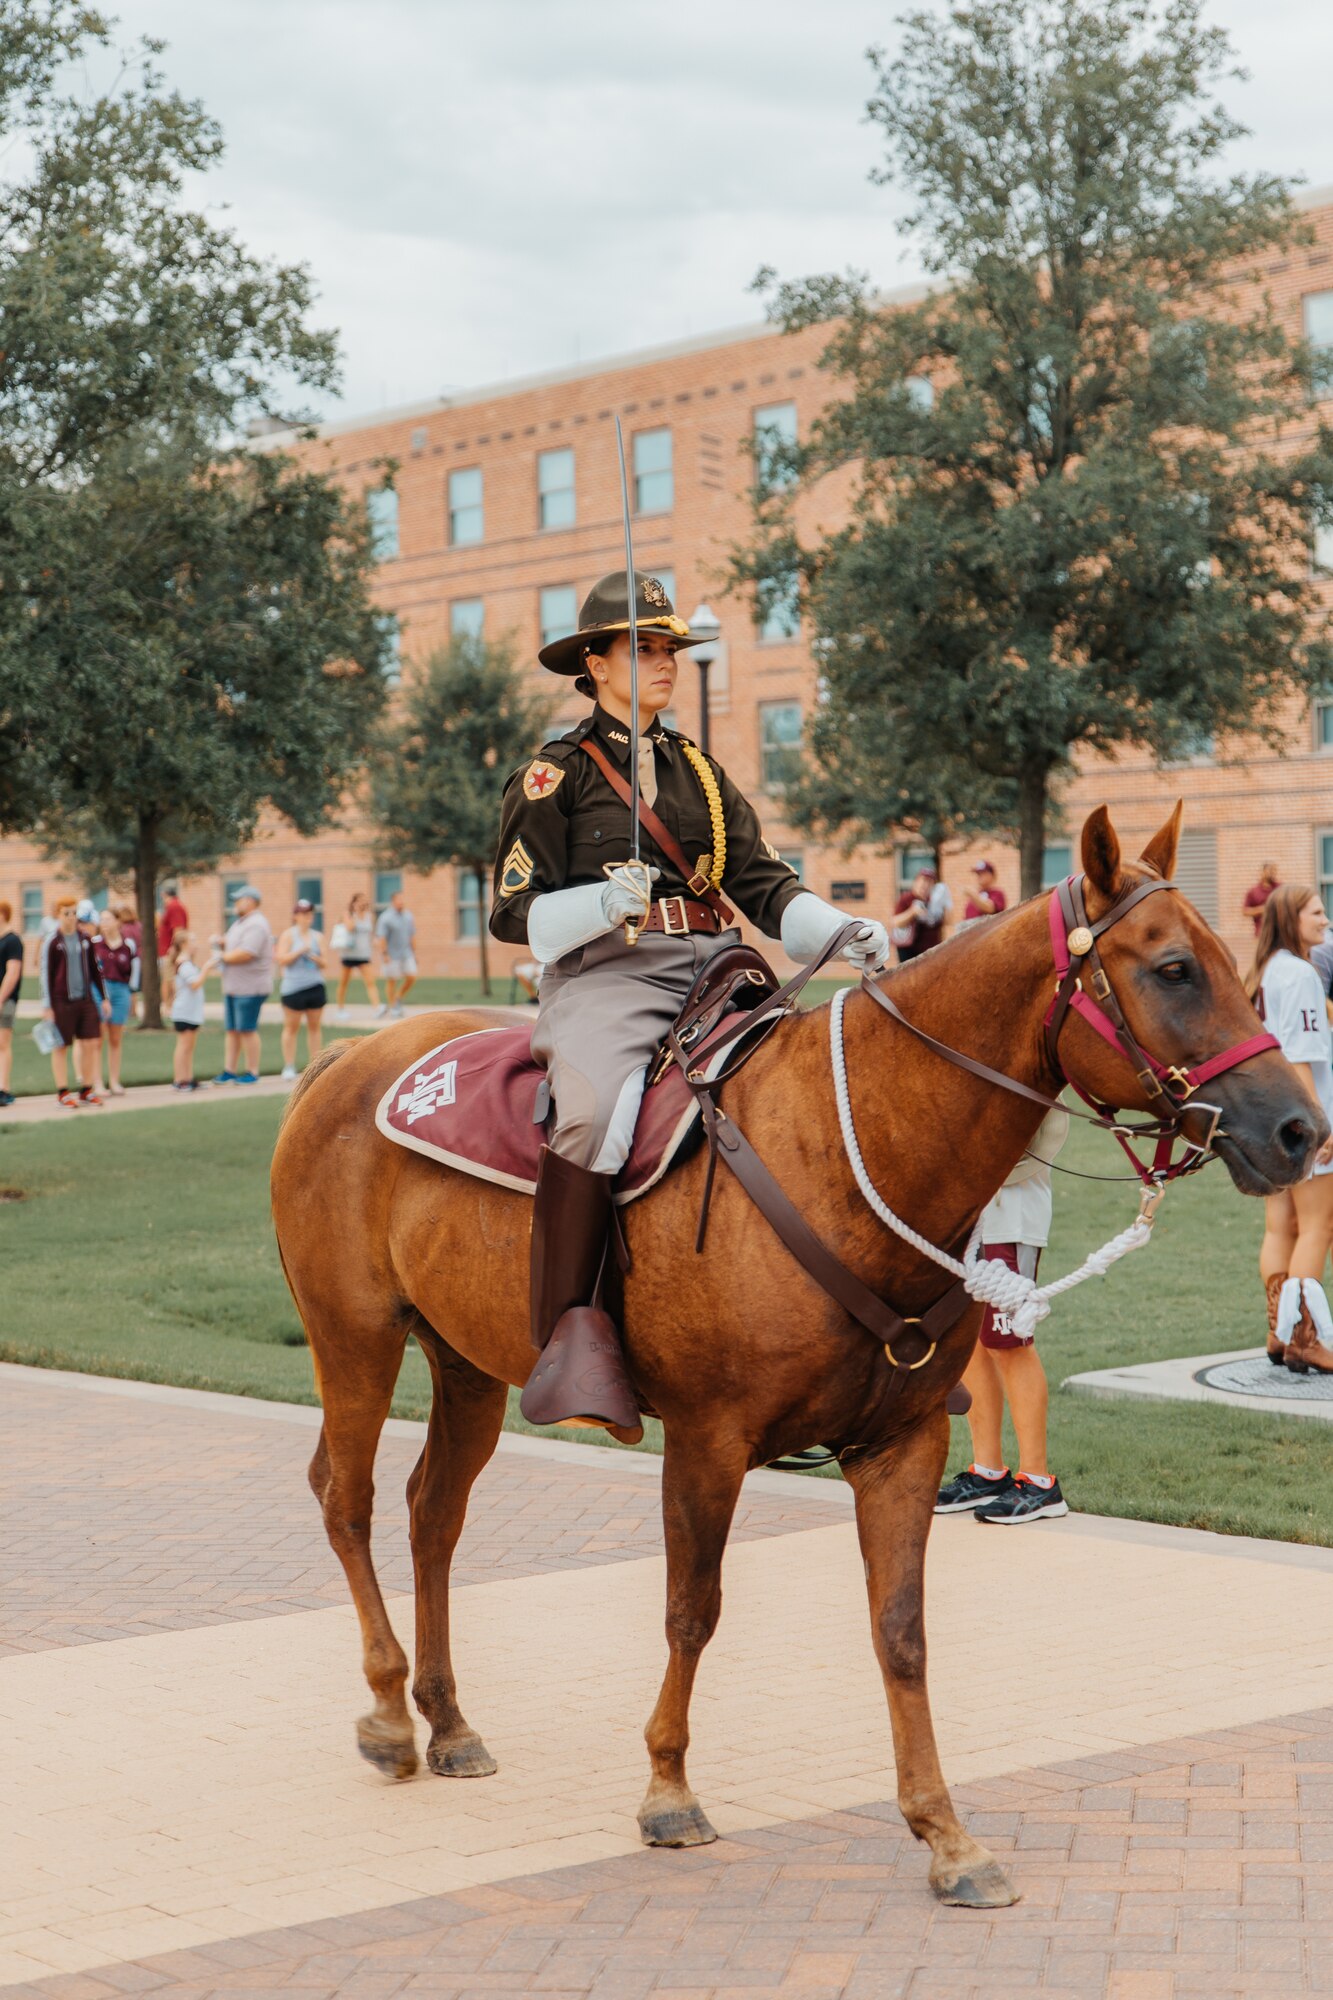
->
[375, 1024, 713, 1206]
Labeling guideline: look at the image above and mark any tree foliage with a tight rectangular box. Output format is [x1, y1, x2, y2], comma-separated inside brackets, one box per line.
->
[737, 0, 1333, 893]
[369, 637, 557, 993]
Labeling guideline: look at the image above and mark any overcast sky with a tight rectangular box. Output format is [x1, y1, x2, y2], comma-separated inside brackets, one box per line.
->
[105, 0, 1333, 421]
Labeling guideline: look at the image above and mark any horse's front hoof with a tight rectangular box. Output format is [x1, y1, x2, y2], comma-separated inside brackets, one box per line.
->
[356, 1714, 418, 1781]
[427, 1731, 498, 1778]
[932, 1857, 1020, 1908]
[638, 1800, 718, 1848]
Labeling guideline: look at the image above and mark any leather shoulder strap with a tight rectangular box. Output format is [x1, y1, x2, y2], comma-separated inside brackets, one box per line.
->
[579, 736, 735, 925]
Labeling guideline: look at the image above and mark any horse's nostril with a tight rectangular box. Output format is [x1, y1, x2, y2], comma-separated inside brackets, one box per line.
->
[1280, 1117, 1315, 1158]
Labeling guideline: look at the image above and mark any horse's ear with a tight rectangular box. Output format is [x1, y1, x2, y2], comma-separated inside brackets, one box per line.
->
[1081, 806, 1122, 898]
[1139, 800, 1183, 881]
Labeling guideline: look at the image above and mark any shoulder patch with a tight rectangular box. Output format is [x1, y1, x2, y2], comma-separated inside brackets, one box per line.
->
[499, 838, 535, 898]
[523, 759, 565, 802]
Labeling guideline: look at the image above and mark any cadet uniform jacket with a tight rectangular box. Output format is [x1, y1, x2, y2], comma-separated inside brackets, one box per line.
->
[491, 705, 808, 946]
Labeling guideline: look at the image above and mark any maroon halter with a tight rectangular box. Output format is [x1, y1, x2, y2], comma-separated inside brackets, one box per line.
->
[864, 871, 1280, 1190]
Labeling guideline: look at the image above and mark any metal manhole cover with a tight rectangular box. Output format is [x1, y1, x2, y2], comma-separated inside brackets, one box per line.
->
[1196, 1355, 1333, 1400]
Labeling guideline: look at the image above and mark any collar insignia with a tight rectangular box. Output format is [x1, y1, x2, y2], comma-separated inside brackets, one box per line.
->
[523, 759, 565, 802]
[607, 727, 629, 745]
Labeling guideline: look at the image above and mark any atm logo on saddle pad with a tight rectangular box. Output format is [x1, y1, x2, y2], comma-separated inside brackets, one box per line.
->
[396, 1057, 458, 1126]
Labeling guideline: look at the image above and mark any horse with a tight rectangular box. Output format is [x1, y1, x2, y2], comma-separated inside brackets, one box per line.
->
[270, 804, 1321, 1907]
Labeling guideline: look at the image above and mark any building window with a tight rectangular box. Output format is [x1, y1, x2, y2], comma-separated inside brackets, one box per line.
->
[755, 566, 800, 643]
[537, 447, 575, 530]
[1042, 844, 1072, 887]
[539, 584, 578, 650]
[758, 700, 802, 789]
[1174, 828, 1219, 926]
[633, 427, 673, 514]
[366, 485, 399, 560]
[294, 874, 323, 931]
[20, 883, 42, 935]
[448, 466, 484, 546]
[457, 867, 484, 940]
[451, 597, 485, 640]
[754, 400, 797, 493]
[222, 876, 248, 924]
[1305, 291, 1333, 355]
[1316, 692, 1333, 751]
[900, 846, 935, 888]
[1320, 833, 1333, 909]
[374, 870, 402, 918]
[378, 614, 401, 689]
[779, 850, 805, 882]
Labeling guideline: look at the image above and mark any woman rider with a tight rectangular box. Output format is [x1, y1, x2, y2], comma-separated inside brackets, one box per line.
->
[490, 570, 890, 1435]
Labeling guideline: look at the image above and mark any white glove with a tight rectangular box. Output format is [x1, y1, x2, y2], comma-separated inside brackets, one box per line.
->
[527, 868, 660, 966]
[780, 892, 890, 973]
[601, 861, 658, 927]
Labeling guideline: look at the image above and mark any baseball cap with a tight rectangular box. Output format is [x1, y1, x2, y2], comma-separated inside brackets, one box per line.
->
[75, 898, 98, 921]
[234, 884, 262, 902]
[293, 898, 314, 913]
[971, 860, 995, 873]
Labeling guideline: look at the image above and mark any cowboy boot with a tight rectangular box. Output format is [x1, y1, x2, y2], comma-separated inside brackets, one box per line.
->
[520, 1146, 644, 1444]
[1284, 1279, 1333, 1376]
[1265, 1271, 1288, 1365]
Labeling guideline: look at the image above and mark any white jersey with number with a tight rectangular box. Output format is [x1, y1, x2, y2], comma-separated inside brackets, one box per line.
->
[1261, 949, 1333, 1175]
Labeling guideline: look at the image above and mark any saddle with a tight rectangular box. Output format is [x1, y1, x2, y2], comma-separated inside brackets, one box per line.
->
[375, 944, 781, 1206]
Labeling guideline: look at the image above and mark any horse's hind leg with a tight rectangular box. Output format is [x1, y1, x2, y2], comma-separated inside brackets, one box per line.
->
[638, 1432, 748, 1848]
[308, 1326, 418, 1780]
[407, 1329, 507, 1778]
[842, 1409, 1018, 1908]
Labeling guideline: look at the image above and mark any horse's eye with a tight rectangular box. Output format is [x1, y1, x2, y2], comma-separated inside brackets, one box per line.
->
[1157, 961, 1190, 984]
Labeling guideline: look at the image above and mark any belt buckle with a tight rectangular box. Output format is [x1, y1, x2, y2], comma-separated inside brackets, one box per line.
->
[659, 895, 690, 937]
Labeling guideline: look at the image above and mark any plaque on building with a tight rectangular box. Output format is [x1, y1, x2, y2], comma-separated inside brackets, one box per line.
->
[831, 880, 867, 902]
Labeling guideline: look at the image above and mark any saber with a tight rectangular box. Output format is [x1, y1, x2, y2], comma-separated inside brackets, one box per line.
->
[611, 414, 649, 944]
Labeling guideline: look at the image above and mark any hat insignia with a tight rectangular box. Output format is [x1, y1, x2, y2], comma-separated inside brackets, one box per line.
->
[523, 759, 565, 802]
[642, 575, 669, 609]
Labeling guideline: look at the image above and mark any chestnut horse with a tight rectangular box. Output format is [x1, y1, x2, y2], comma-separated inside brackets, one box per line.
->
[271, 805, 1319, 1906]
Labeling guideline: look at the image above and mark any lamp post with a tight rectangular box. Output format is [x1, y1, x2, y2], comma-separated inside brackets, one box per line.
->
[687, 602, 721, 757]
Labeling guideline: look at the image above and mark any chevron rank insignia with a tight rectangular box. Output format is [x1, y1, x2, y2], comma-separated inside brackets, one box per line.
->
[523, 759, 564, 801]
[761, 837, 791, 867]
[499, 838, 535, 898]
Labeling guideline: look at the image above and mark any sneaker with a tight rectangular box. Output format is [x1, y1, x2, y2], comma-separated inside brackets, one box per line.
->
[975, 1474, 1069, 1524]
[374, 1003, 388, 1019]
[389, 1004, 404, 1019]
[212, 1071, 236, 1086]
[281, 1064, 298, 1080]
[0, 1090, 14, 1106]
[334, 1007, 349, 1021]
[935, 1466, 1015, 1514]
[235, 1071, 260, 1085]
[171, 1080, 200, 1092]
[57, 1088, 80, 1109]
[78, 1087, 103, 1107]
[108, 1081, 126, 1096]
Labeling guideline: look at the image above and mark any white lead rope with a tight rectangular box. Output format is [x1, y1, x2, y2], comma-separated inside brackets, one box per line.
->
[829, 985, 1159, 1339]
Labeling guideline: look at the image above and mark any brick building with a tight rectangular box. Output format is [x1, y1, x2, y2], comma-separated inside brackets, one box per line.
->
[5, 191, 1333, 975]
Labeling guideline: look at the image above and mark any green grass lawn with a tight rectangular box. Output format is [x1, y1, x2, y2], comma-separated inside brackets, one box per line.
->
[2, 1092, 1326, 1543]
[196, 972, 857, 1013]
[4, 1020, 368, 1098]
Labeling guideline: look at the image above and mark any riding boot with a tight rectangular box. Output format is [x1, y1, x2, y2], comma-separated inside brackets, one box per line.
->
[520, 1146, 644, 1444]
[1284, 1279, 1333, 1375]
[1265, 1271, 1288, 1365]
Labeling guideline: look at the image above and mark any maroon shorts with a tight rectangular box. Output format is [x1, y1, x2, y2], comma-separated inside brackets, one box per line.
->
[978, 1243, 1042, 1350]
[51, 995, 102, 1045]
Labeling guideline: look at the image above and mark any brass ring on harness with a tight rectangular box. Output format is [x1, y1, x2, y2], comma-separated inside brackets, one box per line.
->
[883, 1318, 937, 1371]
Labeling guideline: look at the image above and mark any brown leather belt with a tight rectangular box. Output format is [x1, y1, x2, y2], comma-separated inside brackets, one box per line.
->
[638, 896, 723, 938]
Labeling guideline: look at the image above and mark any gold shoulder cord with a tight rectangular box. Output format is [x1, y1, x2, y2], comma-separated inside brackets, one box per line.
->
[678, 741, 726, 891]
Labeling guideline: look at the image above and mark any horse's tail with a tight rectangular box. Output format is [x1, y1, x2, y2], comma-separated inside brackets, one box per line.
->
[279, 1038, 355, 1126]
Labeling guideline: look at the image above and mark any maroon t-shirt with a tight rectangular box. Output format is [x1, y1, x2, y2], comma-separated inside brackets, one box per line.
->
[964, 887, 1007, 921]
[1243, 881, 1275, 934]
[94, 938, 134, 985]
[894, 890, 943, 959]
[157, 897, 188, 957]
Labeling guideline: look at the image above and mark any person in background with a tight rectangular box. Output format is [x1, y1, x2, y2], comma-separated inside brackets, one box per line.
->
[210, 885, 273, 1085]
[169, 931, 214, 1090]
[1242, 861, 1280, 936]
[963, 859, 1006, 922]
[0, 899, 22, 1106]
[374, 889, 417, 1018]
[114, 901, 143, 1020]
[94, 907, 135, 1095]
[331, 890, 379, 1018]
[43, 896, 110, 1106]
[276, 898, 327, 1079]
[1248, 885, 1333, 1373]
[891, 868, 952, 962]
[156, 880, 187, 1011]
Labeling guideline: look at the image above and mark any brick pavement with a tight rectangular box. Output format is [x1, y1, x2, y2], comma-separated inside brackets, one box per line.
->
[5, 1365, 1333, 1996]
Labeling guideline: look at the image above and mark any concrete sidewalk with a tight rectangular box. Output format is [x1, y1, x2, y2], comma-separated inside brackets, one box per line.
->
[0, 1072, 297, 1124]
[4, 1362, 1333, 1996]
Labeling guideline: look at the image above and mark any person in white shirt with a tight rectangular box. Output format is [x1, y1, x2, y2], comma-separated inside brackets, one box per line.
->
[1247, 885, 1333, 1372]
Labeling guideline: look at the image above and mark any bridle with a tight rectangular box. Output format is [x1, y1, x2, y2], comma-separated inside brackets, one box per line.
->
[864, 872, 1280, 1192]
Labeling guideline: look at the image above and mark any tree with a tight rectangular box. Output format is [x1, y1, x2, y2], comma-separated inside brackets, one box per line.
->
[33, 437, 389, 1025]
[370, 637, 557, 995]
[737, 0, 1333, 895]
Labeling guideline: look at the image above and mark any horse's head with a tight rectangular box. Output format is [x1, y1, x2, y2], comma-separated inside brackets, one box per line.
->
[1058, 803, 1325, 1195]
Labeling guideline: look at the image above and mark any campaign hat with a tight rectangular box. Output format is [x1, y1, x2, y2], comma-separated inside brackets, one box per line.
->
[537, 569, 702, 676]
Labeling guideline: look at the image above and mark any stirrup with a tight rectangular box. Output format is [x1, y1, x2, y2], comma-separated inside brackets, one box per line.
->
[520, 1306, 644, 1445]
